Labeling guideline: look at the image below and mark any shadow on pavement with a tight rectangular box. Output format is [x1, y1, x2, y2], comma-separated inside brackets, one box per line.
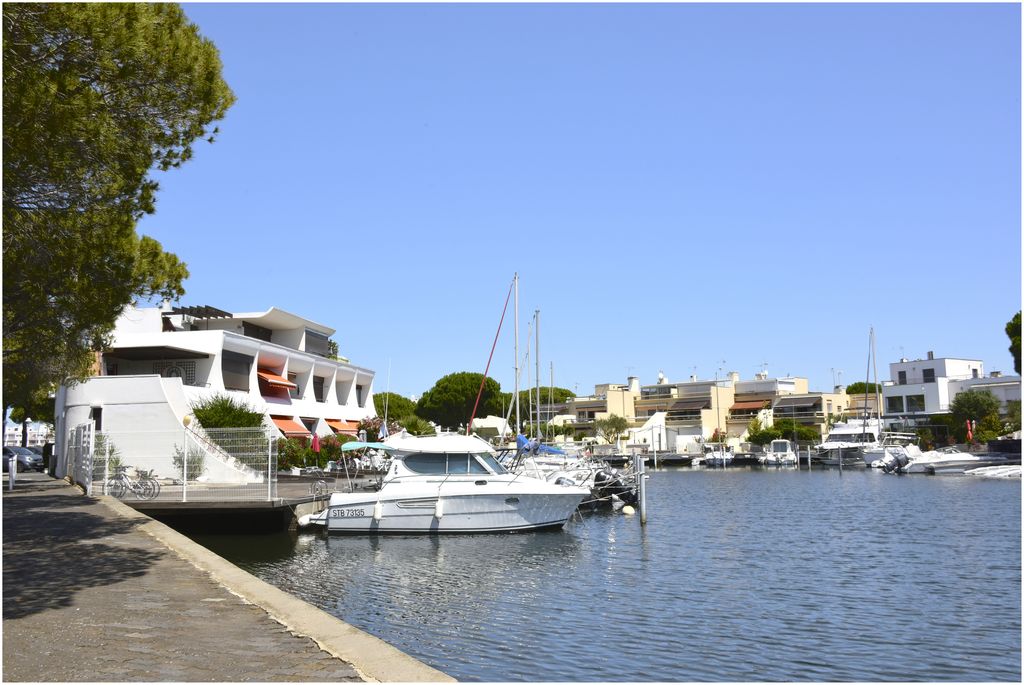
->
[3, 479, 166, 620]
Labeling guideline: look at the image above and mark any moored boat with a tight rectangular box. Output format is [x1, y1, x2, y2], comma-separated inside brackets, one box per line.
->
[758, 439, 798, 466]
[303, 433, 589, 534]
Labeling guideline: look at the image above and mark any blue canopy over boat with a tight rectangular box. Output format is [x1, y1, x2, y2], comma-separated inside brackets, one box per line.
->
[341, 441, 395, 452]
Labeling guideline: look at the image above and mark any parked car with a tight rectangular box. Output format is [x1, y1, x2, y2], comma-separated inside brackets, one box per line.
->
[3, 446, 43, 472]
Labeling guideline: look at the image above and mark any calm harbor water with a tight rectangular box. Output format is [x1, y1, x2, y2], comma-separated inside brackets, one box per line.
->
[191, 468, 1021, 681]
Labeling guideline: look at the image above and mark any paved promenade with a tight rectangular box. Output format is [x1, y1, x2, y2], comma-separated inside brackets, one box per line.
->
[2, 473, 453, 682]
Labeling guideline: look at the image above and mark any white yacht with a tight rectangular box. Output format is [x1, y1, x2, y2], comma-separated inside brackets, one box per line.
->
[813, 418, 882, 466]
[758, 439, 798, 466]
[304, 434, 589, 534]
[863, 432, 920, 467]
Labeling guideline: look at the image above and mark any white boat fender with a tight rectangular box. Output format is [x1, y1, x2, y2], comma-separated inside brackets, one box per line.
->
[611, 494, 625, 511]
[621, 505, 636, 516]
[298, 514, 313, 527]
[373, 500, 383, 521]
[434, 498, 444, 519]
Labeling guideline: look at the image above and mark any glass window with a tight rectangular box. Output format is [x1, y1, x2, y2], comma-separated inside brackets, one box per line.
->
[886, 396, 905, 413]
[467, 455, 490, 474]
[906, 395, 926, 412]
[403, 453, 448, 474]
[476, 452, 508, 474]
[898, 371, 907, 385]
[447, 453, 470, 474]
[222, 351, 253, 391]
[922, 368, 935, 383]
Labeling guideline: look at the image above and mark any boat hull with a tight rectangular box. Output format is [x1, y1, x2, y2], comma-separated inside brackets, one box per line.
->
[324, 490, 587, 534]
[813, 447, 866, 466]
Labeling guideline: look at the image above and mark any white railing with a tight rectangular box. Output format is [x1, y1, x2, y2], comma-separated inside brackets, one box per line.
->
[71, 426, 279, 503]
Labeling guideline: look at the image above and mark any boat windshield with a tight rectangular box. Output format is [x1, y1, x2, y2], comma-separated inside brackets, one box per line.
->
[772, 442, 789, 453]
[403, 452, 493, 475]
[475, 452, 508, 475]
[825, 433, 876, 443]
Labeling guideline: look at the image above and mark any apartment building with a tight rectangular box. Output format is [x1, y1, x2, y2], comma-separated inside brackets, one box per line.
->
[54, 303, 377, 473]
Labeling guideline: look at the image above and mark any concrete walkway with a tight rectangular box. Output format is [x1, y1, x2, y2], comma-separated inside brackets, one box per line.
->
[2, 473, 453, 682]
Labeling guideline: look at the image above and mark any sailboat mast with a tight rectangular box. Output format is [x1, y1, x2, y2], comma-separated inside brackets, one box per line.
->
[535, 309, 540, 439]
[514, 273, 520, 435]
[871, 327, 881, 426]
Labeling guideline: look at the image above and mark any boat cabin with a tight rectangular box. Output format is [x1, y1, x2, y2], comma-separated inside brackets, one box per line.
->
[396, 451, 509, 476]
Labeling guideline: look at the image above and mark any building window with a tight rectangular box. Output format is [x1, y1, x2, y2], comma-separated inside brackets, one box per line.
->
[222, 351, 253, 391]
[242, 321, 273, 342]
[105, 363, 118, 376]
[922, 368, 935, 383]
[898, 371, 907, 385]
[906, 395, 925, 412]
[356, 384, 365, 407]
[289, 373, 300, 399]
[886, 396, 905, 413]
[313, 377, 325, 403]
[305, 329, 330, 357]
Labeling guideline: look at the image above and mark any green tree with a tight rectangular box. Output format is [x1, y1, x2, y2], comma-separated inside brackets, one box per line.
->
[3, 3, 234, 416]
[1003, 400, 1021, 433]
[374, 392, 417, 421]
[950, 390, 1003, 443]
[1007, 311, 1021, 374]
[745, 417, 781, 446]
[415, 372, 503, 430]
[844, 382, 881, 395]
[594, 414, 629, 445]
[399, 415, 436, 436]
[773, 418, 821, 443]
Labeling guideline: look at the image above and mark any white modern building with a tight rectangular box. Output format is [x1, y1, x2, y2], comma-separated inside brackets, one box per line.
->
[54, 303, 377, 477]
[881, 352, 1020, 427]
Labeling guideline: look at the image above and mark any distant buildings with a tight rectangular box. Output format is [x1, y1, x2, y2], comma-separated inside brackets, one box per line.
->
[558, 351, 1019, 450]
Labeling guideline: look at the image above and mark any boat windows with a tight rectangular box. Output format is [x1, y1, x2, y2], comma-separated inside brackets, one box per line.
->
[404, 453, 449, 475]
[475, 452, 508, 475]
[403, 452, 498, 475]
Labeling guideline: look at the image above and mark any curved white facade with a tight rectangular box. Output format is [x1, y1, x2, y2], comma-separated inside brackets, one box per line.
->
[54, 304, 377, 477]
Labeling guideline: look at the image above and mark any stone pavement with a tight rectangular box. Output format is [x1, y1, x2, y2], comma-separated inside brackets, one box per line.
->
[2, 473, 452, 682]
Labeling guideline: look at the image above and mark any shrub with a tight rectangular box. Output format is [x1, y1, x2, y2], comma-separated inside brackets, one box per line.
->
[94, 434, 123, 472]
[191, 394, 265, 428]
[277, 438, 314, 471]
[172, 443, 206, 479]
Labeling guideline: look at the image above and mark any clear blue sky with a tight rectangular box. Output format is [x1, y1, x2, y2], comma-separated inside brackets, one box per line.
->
[136, 2, 1021, 399]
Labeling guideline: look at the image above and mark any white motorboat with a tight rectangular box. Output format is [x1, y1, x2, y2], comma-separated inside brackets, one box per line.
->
[903, 447, 1012, 475]
[703, 445, 734, 467]
[812, 418, 882, 466]
[502, 435, 638, 507]
[863, 432, 920, 467]
[758, 439, 798, 466]
[303, 434, 589, 534]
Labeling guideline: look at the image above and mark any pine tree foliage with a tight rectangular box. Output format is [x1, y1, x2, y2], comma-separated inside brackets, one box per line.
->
[3, 3, 234, 411]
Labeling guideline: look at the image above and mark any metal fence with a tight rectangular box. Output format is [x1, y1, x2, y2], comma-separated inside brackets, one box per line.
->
[70, 423, 278, 503]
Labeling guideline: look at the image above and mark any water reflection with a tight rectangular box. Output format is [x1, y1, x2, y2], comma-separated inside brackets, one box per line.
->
[192, 470, 1021, 682]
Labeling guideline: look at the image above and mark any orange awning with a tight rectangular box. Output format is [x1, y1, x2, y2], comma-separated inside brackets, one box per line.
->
[257, 369, 296, 389]
[731, 400, 767, 411]
[271, 415, 308, 437]
[326, 419, 360, 435]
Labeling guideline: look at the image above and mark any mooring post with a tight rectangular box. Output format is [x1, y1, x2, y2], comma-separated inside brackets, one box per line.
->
[634, 453, 648, 525]
[7, 452, 15, 490]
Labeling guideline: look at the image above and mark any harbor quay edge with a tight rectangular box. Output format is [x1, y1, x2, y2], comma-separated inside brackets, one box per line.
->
[1, 473, 454, 683]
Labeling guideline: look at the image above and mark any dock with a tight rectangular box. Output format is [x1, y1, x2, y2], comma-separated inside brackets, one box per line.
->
[2, 472, 452, 682]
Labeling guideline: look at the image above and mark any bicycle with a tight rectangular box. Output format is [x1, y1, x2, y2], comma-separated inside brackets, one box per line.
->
[107, 466, 161, 500]
[305, 467, 328, 498]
